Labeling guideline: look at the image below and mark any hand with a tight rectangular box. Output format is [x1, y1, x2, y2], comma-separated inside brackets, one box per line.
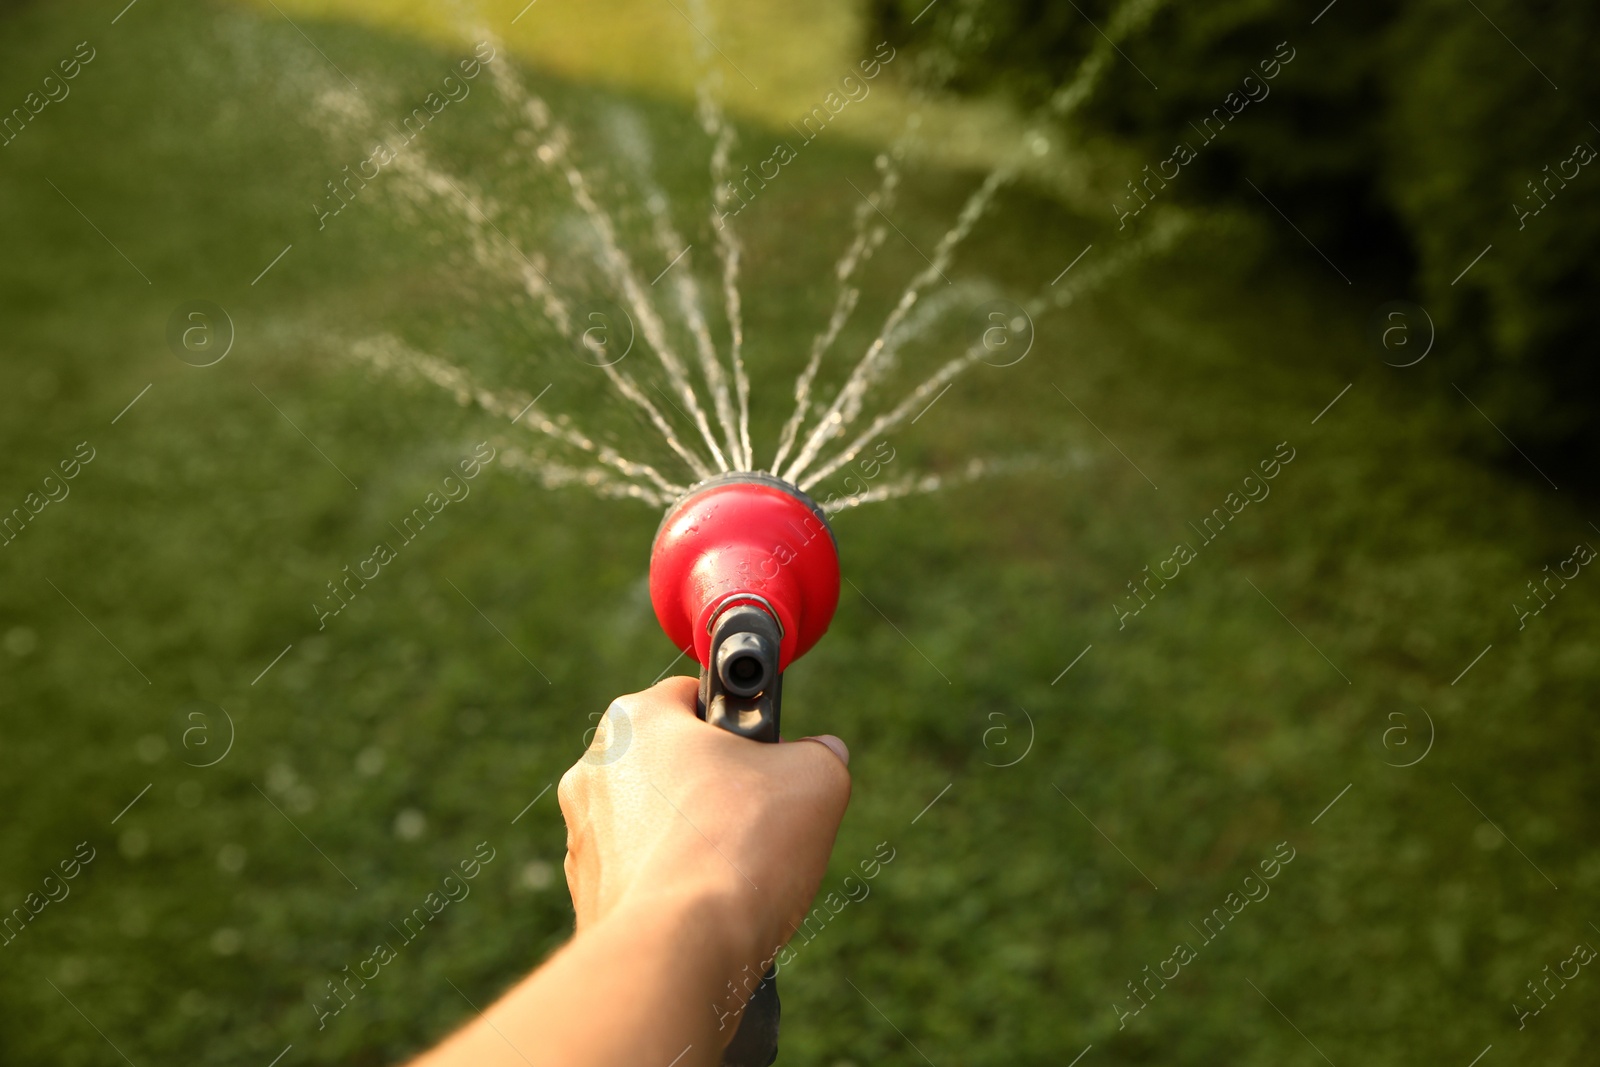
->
[406, 680, 850, 1067]
[558, 676, 852, 972]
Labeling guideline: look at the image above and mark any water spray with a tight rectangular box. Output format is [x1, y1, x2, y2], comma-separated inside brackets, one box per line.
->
[649, 471, 841, 1066]
[325, 17, 1151, 1066]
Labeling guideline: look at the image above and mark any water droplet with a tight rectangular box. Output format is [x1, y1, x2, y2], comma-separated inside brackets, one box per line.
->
[119, 828, 149, 859]
[356, 746, 386, 776]
[394, 808, 427, 841]
[4, 626, 37, 656]
[210, 928, 242, 956]
[265, 763, 297, 794]
[287, 785, 317, 814]
[519, 860, 555, 891]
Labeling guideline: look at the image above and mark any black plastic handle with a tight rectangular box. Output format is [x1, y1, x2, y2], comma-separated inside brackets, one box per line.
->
[721, 975, 779, 1067]
[699, 604, 783, 1067]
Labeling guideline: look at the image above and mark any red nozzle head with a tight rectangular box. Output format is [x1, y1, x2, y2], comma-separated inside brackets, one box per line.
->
[649, 472, 840, 671]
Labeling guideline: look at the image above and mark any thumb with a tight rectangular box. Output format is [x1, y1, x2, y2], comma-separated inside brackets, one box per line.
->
[793, 734, 849, 767]
[775, 733, 853, 817]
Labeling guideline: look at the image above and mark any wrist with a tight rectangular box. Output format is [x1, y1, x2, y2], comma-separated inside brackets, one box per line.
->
[602, 878, 769, 978]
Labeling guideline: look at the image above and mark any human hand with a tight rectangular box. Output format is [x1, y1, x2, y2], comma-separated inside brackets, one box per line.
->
[557, 676, 851, 971]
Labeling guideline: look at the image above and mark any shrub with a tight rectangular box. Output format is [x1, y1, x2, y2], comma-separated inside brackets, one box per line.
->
[871, 0, 1600, 473]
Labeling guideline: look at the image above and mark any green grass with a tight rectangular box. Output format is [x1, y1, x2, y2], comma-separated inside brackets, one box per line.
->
[2, 2, 1597, 1065]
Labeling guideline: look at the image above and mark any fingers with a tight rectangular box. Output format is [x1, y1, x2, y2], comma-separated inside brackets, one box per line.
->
[629, 674, 699, 719]
[619, 675, 851, 816]
[585, 676, 695, 756]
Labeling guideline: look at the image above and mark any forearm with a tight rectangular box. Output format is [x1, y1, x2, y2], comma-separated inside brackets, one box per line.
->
[410, 887, 752, 1067]
[406, 680, 851, 1067]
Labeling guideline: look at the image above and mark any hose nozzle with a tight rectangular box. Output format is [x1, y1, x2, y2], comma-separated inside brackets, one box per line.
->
[649, 472, 840, 677]
[701, 603, 783, 742]
[647, 471, 840, 1067]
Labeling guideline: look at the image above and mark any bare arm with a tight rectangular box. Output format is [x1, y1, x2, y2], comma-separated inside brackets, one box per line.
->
[408, 676, 852, 1067]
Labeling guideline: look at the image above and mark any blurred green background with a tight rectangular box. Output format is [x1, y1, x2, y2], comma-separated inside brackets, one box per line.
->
[1, 1, 1596, 1065]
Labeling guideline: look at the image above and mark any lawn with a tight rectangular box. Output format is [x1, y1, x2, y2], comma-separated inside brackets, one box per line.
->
[1, 2, 1596, 1065]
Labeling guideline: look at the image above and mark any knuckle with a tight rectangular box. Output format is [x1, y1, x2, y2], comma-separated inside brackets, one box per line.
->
[824, 760, 852, 804]
[556, 765, 582, 815]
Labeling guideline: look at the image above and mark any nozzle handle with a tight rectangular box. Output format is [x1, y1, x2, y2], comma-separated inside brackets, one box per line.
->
[698, 604, 782, 1067]
[721, 974, 779, 1067]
